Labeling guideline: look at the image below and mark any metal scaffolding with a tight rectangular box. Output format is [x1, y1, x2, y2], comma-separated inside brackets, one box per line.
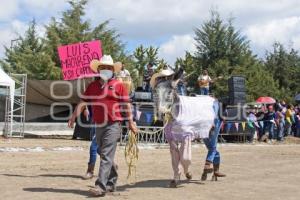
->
[4, 74, 27, 138]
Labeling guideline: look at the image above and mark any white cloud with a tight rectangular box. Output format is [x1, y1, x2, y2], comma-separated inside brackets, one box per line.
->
[0, 0, 19, 21]
[86, 0, 206, 23]
[2, 0, 300, 62]
[85, 0, 300, 38]
[0, 0, 65, 58]
[246, 17, 300, 54]
[0, 20, 27, 55]
[85, 0, 300, 62]
[85, 0, 208, 39]
[11, 20, 28, 34]
[158, 34, 196, 64]
[23, 0, 66, 9]
[0, 28, 13, 54]
[20, 0, 68, 18]
[292, 36, 300, 50]
[0, 0, 67, 22]
[0, 19, 46, 56]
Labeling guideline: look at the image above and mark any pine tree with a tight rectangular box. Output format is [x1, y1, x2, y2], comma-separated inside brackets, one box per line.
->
[92, 20, 125, 60]
[192, 10, 282, 100]
[0, 20, 58, 79]
[146, 46, 159, 65]
[44, 0, 127, 79]
[133, 45, 147, 86]
[132, 45, 160, 87]
[264, 42, 300, 100]
[175, 52, 198, 92]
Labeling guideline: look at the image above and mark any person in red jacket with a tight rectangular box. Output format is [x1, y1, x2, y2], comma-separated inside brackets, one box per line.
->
[68, 55, 137, 197]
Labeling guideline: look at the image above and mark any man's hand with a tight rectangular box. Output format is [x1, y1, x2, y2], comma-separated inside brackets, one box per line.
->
[68, 116, 76, 128]
[83, 108, 90, 121]
[128, 120, 138, 134]
[209, 125, 215, 137]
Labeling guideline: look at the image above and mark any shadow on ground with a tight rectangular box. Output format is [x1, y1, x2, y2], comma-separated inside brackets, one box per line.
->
[1, 173, 83, 179]
[23, 187, 91, 197]
[116, 179, 204, 191]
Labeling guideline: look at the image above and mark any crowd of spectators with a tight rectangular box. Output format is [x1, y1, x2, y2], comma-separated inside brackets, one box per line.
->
[247, 100, 300, 143]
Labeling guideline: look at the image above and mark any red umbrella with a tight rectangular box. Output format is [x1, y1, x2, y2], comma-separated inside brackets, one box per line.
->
[256, 96, 276, 104]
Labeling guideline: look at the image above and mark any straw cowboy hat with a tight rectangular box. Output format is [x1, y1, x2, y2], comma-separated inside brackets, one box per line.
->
[150, 68, 174, 89]
[90, 55, 121, 73]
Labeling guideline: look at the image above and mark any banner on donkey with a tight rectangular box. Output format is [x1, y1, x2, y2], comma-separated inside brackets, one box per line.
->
[58, 40, 102, 80]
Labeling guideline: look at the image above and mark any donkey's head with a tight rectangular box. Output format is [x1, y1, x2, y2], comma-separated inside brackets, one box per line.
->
[151, 67, 184, 116]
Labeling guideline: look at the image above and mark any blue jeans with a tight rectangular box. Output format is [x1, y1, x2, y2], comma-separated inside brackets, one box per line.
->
[264, 123, 274, 140]
[88, 126, 99, 165]
[177, 84, 186, 96]
[297, 128, 300, 137]
[277, 121, 284, 141]
[203, 119, 221, 165]
[200, 87, 209, 95]
[285, 123, 292, 136]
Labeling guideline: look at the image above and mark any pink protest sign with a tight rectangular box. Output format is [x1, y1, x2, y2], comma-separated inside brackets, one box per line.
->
[58, 40, 102, 80]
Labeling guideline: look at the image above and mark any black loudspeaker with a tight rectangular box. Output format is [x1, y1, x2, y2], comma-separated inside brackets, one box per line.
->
[228, 76, 246, 105]
[223, 105, 247, 122]
[228, 76, 246, 92]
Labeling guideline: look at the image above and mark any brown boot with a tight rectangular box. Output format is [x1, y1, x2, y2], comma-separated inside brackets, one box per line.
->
[212, 164, 226, 181]
[201, 161, 213, 181]
[83, 164, 95, 180]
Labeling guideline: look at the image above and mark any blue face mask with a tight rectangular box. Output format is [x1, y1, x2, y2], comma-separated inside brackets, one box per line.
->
[99, 70, 113, 82]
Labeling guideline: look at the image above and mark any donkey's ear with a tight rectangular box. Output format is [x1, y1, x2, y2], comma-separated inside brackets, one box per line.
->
[171, 67, 184, 88]
[173, 67, 184, 81]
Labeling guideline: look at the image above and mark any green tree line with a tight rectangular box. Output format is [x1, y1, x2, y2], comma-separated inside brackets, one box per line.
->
[176, 10, 300, 102]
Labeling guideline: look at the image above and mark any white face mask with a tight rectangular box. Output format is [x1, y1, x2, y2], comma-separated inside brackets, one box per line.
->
[99, 70, 113, 81]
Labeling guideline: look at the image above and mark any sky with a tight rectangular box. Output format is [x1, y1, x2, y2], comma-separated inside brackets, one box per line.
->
[1, 0, 300, 65]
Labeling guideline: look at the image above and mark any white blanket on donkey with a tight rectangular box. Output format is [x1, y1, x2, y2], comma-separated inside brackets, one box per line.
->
[166, 95, 217, 141]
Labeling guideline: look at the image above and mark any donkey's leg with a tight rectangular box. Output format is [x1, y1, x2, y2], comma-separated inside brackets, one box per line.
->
[179, 136, 192, 180]
[169, 140, 181, 187]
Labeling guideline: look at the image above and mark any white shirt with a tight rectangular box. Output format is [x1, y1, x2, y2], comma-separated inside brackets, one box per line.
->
[198, 75, 211, 88]
[118, 69, 130, 78]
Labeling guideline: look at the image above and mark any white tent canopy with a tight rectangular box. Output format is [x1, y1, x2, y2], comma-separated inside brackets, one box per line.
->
[0, 68, 15, 135]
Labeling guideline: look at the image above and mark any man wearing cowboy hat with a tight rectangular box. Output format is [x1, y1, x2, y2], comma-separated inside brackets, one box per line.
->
[68, 55, 137, 197]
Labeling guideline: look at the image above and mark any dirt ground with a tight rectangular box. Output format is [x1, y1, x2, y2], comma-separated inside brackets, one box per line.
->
[0, 138, 300, 200]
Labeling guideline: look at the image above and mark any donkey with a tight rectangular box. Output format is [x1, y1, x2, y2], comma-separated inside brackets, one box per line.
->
[151, 68, 225, 187]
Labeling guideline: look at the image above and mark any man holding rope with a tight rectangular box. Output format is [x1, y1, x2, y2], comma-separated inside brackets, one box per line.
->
[68, 55, 137, 197]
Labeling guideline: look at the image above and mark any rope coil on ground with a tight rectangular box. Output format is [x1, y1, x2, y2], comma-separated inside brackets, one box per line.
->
[125, 130, 139, 183]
